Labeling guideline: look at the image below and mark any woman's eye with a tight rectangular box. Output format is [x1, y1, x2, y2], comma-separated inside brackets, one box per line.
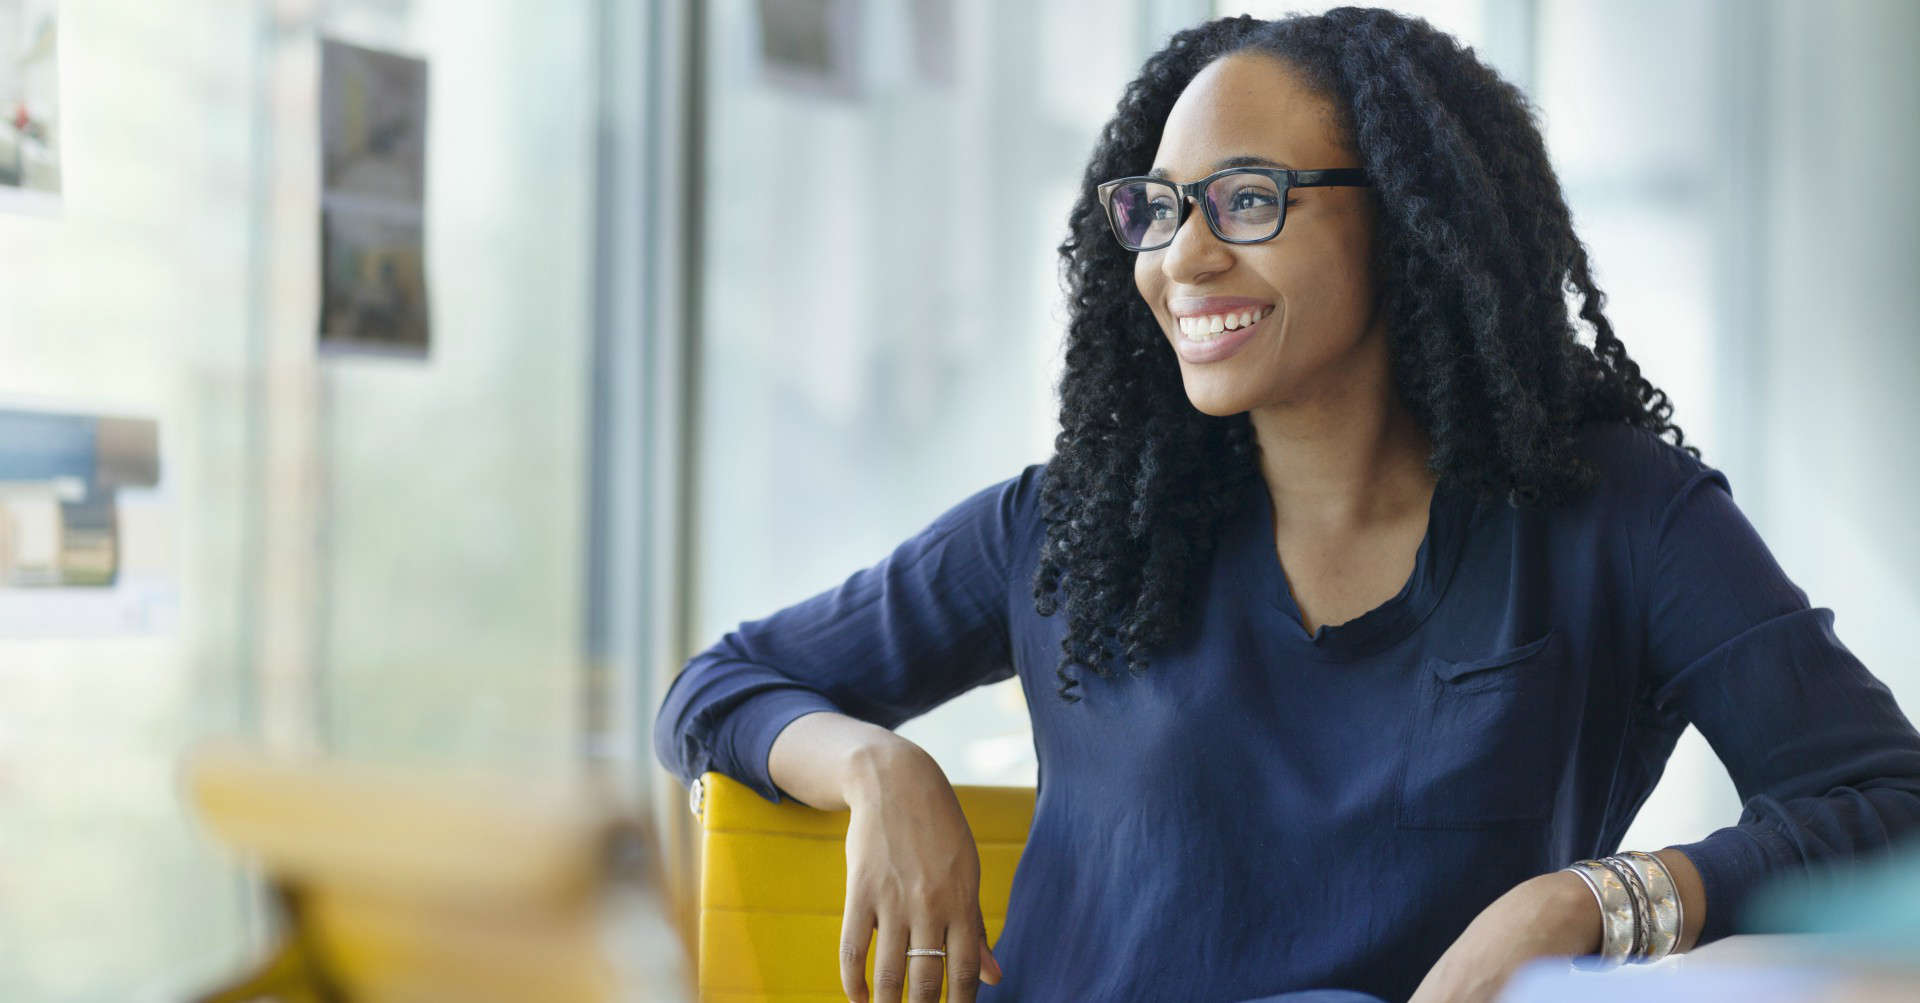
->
[1229, 189, 1277, 211]
[1147, 198, 1178, 219]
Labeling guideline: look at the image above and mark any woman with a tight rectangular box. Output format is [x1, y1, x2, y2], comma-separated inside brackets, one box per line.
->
[654, 8, 1920, 1002]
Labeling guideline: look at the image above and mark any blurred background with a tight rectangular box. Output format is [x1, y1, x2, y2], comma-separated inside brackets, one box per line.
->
[0, 0, 1915, 999]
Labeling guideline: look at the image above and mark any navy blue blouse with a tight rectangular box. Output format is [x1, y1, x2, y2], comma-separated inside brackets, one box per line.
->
[653, 420, 1920, 1002]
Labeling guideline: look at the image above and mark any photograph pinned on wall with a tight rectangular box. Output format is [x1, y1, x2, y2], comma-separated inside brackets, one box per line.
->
[0, 0, 60, 215]
[318, 38, 431, 358]
[755, 0, 862, 99]
[0, 404, 177, 637]
[320, 207, 429, 354]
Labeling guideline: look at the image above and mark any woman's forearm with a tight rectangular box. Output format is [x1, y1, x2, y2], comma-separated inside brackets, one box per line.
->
[766, 710, 927, 811]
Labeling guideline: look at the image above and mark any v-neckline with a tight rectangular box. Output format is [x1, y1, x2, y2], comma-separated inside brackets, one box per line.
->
[1241, 471, 1476, 661]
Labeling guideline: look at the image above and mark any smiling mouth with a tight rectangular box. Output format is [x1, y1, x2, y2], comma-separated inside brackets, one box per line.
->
[1177, 305, 1274, 342]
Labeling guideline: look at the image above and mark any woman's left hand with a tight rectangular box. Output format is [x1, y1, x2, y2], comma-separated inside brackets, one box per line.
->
[1405, 870, 1601, 1003]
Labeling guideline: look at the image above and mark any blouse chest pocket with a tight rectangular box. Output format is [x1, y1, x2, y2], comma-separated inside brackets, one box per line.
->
[1396, 628, 1568, 829]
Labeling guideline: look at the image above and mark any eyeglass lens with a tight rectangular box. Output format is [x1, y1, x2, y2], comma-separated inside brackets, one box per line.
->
[1108, 171, 1286, 249]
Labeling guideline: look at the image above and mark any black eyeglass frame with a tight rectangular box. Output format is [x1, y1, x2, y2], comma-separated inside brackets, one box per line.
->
[1095, 166, 1372, 251]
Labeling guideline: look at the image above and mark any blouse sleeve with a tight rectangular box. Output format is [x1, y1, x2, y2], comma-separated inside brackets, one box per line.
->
[651, 463, 1046, 805]
[1640, 466, 1920, 946]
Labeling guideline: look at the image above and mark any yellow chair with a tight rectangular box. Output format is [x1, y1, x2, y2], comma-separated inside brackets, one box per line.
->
[691, 771, 1035, 1002]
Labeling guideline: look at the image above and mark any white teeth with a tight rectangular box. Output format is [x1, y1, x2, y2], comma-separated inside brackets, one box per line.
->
[1179, 306, 1268, 341]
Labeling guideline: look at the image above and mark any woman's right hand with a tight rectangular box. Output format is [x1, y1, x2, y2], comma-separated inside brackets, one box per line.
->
[838, 741, 1004, 1003]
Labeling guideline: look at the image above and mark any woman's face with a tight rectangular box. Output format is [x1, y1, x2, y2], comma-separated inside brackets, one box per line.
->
[1133, 52, 1382, 418]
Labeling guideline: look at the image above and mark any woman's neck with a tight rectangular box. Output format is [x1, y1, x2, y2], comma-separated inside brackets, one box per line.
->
[1249, 383, 1435, 535]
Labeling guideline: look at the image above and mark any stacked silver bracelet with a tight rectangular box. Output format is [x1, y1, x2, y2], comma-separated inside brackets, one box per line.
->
[1561, 850, 1683, 969]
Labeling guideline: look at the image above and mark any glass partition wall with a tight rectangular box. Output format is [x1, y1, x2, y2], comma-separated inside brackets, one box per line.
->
[684, 0, 1209, 797]
[0, 1, 606, 997]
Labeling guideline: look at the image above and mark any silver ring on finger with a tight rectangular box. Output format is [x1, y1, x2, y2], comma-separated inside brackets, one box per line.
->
[905, 948, 947, 957]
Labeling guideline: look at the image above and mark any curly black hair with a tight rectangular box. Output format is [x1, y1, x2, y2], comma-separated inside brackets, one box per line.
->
[1029, 7, 1696, 703]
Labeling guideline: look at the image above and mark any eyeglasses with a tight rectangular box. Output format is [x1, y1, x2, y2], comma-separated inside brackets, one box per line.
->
[1095, 166, 1372, 251]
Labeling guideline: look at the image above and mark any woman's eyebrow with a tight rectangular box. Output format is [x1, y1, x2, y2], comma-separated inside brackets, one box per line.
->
[1146, 155, 1295, 180]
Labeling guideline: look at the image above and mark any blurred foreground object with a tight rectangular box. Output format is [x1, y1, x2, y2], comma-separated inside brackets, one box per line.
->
[183, 743, 691, 1003]
[1743, 831, 1920, 950]
[691, 770, 1033, 1001]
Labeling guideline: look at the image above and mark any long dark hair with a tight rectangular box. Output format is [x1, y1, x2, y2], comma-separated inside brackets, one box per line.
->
[1030, 7, 1695, 702]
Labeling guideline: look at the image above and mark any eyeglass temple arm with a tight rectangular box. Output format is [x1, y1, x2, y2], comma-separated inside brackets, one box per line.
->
[1289, 168, 1371, 187]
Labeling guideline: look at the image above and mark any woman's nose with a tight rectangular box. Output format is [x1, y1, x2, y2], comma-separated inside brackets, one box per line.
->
[1161, 196, 1232, 283]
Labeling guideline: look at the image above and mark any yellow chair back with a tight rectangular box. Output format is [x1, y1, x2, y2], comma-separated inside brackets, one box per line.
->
[691, 771, 1035, 1002]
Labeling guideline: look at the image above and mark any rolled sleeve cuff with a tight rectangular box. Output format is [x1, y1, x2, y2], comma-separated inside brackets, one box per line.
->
[1665, 821, 1802, 946]
[713, 687, 847, 805]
